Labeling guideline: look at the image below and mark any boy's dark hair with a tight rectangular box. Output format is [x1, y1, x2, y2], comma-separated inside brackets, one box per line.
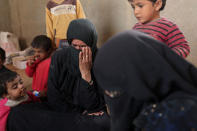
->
[0, 71, 18, 97]
[128, 0, 166, 11]
[0, 47, 6, 62]
[31, 35, 52, 52]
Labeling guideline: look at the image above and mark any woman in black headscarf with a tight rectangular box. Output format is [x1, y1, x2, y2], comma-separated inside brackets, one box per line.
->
[93, 30, 197, 131]
[47, 18, 105, 114]
[7, 19, 109, 131]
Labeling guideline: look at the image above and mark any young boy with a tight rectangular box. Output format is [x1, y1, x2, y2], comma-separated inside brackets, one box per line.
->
[46, 0, 86, 48]
[128, 0, 190, 58]
[0, 71, 39, 131]
[25, 35, 53, 99]
[0, 47, 11, 74]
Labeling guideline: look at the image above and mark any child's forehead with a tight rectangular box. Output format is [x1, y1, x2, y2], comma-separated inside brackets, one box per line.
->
[32, 47, 45, 52]
[6, 75, 21, 85]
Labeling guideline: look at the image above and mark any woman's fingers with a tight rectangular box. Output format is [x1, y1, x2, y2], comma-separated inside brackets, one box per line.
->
[79, 51, 83, 63]
[81, 47, 85, 61]
[88, 48, 92, 62]
[79, 47, 92, 82]
[80, 47, 90, 62]
[85, 47, 89, 61]
[82, 47, 92, 61]
[79, 47, 92, 72]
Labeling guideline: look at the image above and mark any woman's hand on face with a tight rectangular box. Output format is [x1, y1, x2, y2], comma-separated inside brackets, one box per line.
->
[79, 47, 92, 82]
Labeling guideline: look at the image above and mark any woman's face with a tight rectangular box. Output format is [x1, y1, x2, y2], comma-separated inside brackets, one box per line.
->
[71, 39, 88, 50]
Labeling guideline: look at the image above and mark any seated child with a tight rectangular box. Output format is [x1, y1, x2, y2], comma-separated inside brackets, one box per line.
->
[0, 47, 11, 74]
[0, 71, 39, 131]
[128, 0, 190, 58]
[25, 35, 53, 99]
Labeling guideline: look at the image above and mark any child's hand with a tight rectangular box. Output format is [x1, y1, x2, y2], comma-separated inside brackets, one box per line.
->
[32, 91, 40, 97]
[27, 56, 36, 66]
[32, 90, 46, 97]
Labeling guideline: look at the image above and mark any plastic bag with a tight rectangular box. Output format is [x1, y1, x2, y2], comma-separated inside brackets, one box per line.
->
[0, 32, 20, 56]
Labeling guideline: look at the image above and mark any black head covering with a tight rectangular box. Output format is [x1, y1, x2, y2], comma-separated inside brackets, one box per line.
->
[93, 30, 197, 131]
[67, 18, 98, 60]
[47, 19, 98, 112]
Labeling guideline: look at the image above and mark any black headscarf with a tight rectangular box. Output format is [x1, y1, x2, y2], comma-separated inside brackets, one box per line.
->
[67, 18, 98, 60]
[93, 30, 197, 131]
[47, 19, 98, 112]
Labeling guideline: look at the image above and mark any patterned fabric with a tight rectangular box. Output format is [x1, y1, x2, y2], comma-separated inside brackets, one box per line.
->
[134, 97, 197, 131]
[133, 18, 190, 58]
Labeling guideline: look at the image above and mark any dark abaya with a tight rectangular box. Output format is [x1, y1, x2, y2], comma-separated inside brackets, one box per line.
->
[47, 19, 105, 113]
[7, 102, 108, 131]
[93, 30, 197, 131]
[7, 19, 109, 131]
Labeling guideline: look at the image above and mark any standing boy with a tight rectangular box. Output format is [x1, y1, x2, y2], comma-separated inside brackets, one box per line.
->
[129, 0, 190, 58]
[46, 0, 86, 48]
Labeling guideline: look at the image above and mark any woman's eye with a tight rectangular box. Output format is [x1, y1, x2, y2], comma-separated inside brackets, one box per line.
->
[19, 80, 23, 84]
[138, 4, 143, 8]
[12, 85, 17, 89]
[105, 90, 122, 98]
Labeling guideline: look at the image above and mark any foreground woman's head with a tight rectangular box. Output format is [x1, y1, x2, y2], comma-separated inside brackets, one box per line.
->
[94, 30, 197, 131]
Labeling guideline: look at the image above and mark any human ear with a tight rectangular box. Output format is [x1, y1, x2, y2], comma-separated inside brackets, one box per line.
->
[155, 0, 162, 11]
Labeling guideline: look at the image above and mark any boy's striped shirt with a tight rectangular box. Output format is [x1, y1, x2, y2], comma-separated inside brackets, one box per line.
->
[133, 18, 190, 58]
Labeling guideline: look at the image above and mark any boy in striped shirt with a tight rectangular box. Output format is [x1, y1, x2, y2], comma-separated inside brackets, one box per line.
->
[128, 0, 190, 58]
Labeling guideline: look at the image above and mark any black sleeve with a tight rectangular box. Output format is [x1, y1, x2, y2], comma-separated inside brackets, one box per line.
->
[47, 49, 71, 112]
[76, 75, 106, 112]
[47, 47, 105, 113]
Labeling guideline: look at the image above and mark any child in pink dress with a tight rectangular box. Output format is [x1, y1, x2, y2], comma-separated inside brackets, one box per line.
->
[0, 71, 39, 131]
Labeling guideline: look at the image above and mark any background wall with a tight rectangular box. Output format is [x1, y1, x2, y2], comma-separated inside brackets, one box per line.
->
[8, 0, 46, 49]
[161, 0, 197, 65]
[0, 0, 197, 65]
[0, 0, 11, 32]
